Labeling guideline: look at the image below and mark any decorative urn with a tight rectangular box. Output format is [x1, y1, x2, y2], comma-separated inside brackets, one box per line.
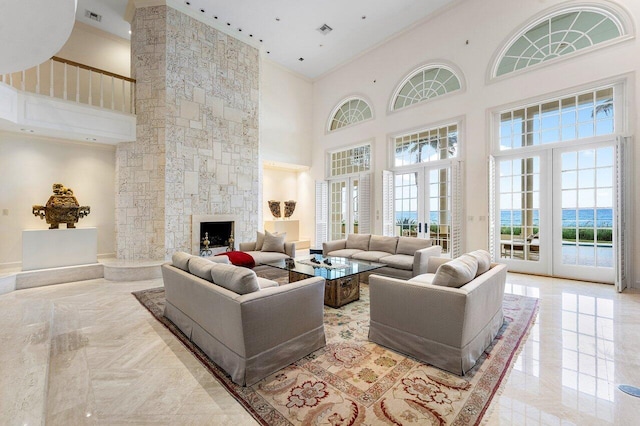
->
[32, 183, 90, 229]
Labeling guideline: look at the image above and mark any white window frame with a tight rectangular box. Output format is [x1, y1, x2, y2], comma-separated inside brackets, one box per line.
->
[326, 96, 374, 133]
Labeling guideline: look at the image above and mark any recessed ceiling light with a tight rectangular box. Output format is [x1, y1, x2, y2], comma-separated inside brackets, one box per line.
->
[185, 1, 190, 5]
[238, 28, 242, 31]
[319, 44, 323, 47]
[275, 17, 280, 22]
[267, 51, 270, 54]
[362, 16, 366, 20]
[298, 57, 304, 61]
[227, 22, 231, 26]
[214, 16, 218, 19]
[200, 9, 205, 13]
[249, 34, 253, 37]
[259, 39, 263, 42]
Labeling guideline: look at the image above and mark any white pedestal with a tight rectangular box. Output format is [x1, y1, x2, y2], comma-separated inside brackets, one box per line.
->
[22, 228, 98, 271]
[264, 220, 299, 242]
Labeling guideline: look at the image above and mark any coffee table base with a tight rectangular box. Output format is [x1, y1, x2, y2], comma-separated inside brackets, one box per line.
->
[289, 271, 360, 308]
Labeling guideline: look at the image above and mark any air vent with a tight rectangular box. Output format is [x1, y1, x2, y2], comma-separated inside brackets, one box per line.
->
[85, 10, 102, 22]
[317, 24, 333, 35]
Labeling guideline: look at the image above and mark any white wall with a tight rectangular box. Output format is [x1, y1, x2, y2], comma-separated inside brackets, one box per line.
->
[0, 133, 116, 267]
[57, 21, 131, 77]
[310, 0, 640, 286]
[260, 58, 313, 166]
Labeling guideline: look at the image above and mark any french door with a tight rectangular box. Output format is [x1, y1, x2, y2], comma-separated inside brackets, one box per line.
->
[329, 175, 370, 240]
[393, 166, 454, 255]
[494, 141, 617, 283]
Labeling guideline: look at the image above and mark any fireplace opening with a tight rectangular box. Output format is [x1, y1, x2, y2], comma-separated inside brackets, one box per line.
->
[200, 221, 234, 255]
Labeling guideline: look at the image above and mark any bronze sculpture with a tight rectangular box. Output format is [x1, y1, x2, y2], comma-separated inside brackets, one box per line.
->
[32, 183, 90, 229]
[268, 200, 281, 218]
[284, 200, 296, 218]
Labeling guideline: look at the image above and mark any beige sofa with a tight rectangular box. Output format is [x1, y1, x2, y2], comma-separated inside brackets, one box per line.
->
[162, 252, 326, 386]
[323, 234, 442, 279]
[368, 250, 506, 375]
[239, 230, 296, 266]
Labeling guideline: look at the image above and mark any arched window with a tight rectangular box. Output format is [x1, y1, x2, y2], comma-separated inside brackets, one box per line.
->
[328, 97, 373, 131]
[494, 6, 629, 77]
[391, 65, 462, 111]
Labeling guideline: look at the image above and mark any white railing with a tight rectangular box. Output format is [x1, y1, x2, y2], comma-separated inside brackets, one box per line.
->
[0, 56, 135, 114]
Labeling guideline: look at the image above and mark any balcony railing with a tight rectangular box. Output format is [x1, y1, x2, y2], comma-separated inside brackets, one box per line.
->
[0, 56, 135, 114]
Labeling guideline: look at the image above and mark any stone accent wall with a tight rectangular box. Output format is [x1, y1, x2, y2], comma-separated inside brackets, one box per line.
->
[116, 5, 260, 260]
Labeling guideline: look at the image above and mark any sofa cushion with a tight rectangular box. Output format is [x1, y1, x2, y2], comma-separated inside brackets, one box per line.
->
[346, 234, 370, 250]
[255, 231, 265, 251]
[172, 251, 193, 271]
[257, 277, 279, 289]
[369, 235, 398, 254]
[326, 249, 363, 259]
[262, 230, 286, 253]
[188, 257, 216, 282]
[408, 273, 436, 285]
[210, 263, 260, 295]
[432, 254, 478, 288]
[467, 249, 491, 276]
[396, 237, 431, 255]
[379, 254, 414, 271]
[244, 251, 290, 265]
[352, 251, 393, 262]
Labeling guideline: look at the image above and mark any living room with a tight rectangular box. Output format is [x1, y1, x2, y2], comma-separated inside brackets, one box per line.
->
[1, 0, 640, 424]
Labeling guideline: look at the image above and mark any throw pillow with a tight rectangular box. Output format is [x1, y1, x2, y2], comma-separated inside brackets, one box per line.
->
[396, 236, 431, 255]
[369, 235, 399, 253]
[346, 233, 370, 250]
[172, 251, 192, 271]
[255, 231, 265, 251]
[210, 263, 260, 294]
[467, 249, 491, 276]
[432, 254, 478, 288]
[188, 257, 216, 282]
[262, 230, 286, 253]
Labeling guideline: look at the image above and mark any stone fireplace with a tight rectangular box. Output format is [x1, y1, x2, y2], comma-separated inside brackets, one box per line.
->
[192, 215, 236, 255]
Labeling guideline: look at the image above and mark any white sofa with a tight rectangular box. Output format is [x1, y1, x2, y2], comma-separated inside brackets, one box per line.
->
[239, 230, 295, 266]
[323, 234, 442, 279]
[368, 250, 506, 375]
[162, 252, 326, 386]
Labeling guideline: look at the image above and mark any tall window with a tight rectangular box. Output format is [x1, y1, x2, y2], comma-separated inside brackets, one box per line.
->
[494, 7, 628, 77]
[327, 144, 372, 240]
[329, 97, 373, 131]
[491, 83, 625, 286]
[391, 65, 462, 111]
[385, 124, 462, 256]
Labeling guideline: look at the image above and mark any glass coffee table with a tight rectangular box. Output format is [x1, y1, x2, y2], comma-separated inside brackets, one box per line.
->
[264, 255, 384, 308]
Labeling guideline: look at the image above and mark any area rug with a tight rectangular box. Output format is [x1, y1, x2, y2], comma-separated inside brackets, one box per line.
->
[133, 271, 538, 425]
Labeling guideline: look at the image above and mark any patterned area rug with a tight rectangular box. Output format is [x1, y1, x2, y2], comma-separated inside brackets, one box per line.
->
[133, 270, 538, 425]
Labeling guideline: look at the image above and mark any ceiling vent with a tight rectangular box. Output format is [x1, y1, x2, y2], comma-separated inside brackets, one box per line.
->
[317, 24, 333, 35]
[85, 10, 102, 22]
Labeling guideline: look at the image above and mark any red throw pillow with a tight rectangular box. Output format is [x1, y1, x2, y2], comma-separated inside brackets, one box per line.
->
[216, 251, 255, 269]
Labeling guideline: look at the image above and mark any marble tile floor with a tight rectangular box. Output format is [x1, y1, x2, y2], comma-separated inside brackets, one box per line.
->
[1, 274, 639, 425]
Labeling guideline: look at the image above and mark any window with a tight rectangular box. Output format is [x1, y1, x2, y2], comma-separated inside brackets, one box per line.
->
[499, 87, 614, 151]
[391, 65, 461, 111]
[329, 97, 372, 131]
[329, 144, 371, 177]
[394, 124, 458, 166]
[494, 7, 627, 77]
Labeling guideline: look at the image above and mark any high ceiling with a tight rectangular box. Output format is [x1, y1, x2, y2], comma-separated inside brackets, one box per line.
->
[76, 0, 459, 79]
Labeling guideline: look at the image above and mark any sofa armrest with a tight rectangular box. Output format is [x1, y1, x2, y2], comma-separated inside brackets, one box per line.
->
[323, 239, 346, 255]
[239, 241, 256, 251]
[413, 245, 443, 276]
[236, 277, 325, 357]
[284, 242, 296, 258]
[369, 274, 467, 347]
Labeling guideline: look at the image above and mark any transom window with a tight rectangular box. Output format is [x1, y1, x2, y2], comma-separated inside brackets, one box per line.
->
[394, 124, 458, 167]
[499, 87, 614, 151]
[329, 144, 371, 177]
[392, 65, 461, 111]
[495, 7, 626, 77]
[329, 97, 372, 131]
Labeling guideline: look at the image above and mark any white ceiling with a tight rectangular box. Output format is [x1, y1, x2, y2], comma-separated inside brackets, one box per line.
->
[77, 0, 459, 79]
[0, 0, 76, 74]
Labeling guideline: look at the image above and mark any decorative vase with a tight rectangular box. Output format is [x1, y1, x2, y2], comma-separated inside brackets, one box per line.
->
[268, 200, 281, 218]
[284, 200, 296, 218]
